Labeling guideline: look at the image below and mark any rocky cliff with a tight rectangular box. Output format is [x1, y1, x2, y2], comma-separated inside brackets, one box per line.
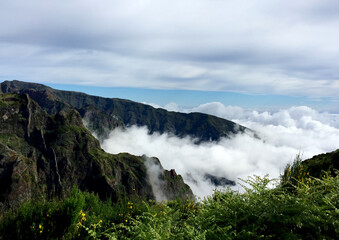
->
[0, 93, 193, 210]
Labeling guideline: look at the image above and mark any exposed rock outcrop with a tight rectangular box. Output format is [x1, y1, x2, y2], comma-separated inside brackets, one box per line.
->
[0, 93, 193, 210]
[143, 156, 193, 201]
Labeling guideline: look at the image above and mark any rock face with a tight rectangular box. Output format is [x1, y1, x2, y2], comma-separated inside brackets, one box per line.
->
[1, 80, 252, 142]
[143, 156, 193, 201]
[0, 93, 193, 210]
[204, 173, 236, 187]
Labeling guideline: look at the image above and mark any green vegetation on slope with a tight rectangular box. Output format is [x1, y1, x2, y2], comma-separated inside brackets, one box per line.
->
[0, 164, 338, 240]
[0, 93, 193, 210]
[1, 80, 251, 142]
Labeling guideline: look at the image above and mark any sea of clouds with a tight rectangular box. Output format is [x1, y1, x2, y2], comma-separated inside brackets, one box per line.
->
[101, 103, 339, 199]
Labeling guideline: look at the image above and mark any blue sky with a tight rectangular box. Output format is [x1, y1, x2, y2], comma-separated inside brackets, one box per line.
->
[48, 83, 337, 112]
[1, 0, 339, 112]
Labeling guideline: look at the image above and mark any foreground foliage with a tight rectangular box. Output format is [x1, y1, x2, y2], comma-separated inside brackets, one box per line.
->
[1, 167, 338, 239]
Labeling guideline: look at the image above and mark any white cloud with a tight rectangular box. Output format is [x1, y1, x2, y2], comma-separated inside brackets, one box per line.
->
[1, 0, 339, 98]
[101, 125, 298, 198]
[101, 103, 339, 198]
[143, 156, 168, 202]
[192, 103, 339, 156]
[192, 103, 339, 128]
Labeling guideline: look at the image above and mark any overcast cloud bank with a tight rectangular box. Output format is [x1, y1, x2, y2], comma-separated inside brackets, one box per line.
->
[1, 0, 339, 100]
[101, 103, 339, 198]
[192, 103, 339, 156]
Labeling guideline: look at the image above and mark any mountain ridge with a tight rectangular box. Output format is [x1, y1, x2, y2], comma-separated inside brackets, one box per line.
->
[1, 80, 253, 142]
[0, 92, 193, 210]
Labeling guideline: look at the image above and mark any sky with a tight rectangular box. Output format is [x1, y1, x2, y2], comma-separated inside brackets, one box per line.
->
[1, 0, 339, 112]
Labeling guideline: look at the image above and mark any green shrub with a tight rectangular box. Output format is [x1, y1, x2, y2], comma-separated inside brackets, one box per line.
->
[1, 169, 338, 239]
[0, 188, 88, 240]
[194, 174, 338, 239]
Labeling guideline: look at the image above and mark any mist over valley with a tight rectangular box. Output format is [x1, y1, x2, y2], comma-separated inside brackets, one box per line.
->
[101, 103, 339, 198]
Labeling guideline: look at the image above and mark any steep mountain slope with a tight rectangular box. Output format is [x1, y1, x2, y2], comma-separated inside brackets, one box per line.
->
[1, 80, 251, 142]
[280, 149, 339, 191]
[303, 149, 339, 177]
[0, 93, 193, 210]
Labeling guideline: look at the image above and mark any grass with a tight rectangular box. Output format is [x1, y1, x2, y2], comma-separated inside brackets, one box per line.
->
[0, 160, 338, 240]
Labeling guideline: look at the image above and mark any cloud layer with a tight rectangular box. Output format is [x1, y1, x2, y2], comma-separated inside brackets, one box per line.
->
[1, 0, 339, 99]
[101, 103, 339, 198]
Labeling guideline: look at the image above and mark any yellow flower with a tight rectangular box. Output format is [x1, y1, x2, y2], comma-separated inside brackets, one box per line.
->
[39, 224, 42, 229]
[99, 220, 103, 223]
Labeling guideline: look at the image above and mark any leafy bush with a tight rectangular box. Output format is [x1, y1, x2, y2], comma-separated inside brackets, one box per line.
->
[1, 165, 338, 240]
[195, 174, 338, 239]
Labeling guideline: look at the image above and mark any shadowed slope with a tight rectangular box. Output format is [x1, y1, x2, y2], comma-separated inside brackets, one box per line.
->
[1, 80, 252, 142]
[0, 93, 193, 210]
